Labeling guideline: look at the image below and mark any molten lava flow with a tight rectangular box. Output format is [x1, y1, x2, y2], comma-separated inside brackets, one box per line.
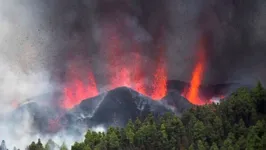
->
[63, 64, 98, 109]
[183, 36, 207, 105]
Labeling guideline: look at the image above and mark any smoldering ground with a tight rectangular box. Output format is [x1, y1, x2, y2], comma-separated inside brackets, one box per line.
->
[1, 0, 266, 149]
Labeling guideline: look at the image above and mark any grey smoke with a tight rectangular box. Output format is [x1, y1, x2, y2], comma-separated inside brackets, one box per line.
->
[198, 0, 266, 85]
[1, 0, 266, 149]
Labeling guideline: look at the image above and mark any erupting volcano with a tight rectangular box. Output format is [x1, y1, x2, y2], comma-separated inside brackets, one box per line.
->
[61, 30, 225, 109]
[62, 21, 167, 109]
[60, 14, 228, 109]
[61, 27, 223, 109]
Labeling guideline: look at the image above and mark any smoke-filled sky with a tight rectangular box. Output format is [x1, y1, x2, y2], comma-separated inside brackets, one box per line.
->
[0, 0, 266, 119]
[2, 0, 266, 93]
[19, 0, 266, 86]
[1, 0, 266, 148]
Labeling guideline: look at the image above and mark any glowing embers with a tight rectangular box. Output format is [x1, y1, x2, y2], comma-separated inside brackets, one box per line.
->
[182, 35, 207, 105]
[63, 64, 98, 109]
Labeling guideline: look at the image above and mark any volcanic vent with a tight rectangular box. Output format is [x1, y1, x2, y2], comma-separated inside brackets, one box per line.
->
[61, 15, 169, 109]
[61, 31, 227, 110]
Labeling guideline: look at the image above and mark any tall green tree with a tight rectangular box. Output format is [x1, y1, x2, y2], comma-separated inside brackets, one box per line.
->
[107, 128, 120, 150]
[192, 120, 205, 142]
[210, 142, 219, 150]
[60, 142, 68, 150]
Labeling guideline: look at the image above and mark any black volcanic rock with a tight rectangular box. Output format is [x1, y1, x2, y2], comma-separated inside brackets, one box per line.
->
[7, 80, 253, 136]
[10, 85, 195, 135]
[64, 87, 173, 129]
[8, 92, 66, 134]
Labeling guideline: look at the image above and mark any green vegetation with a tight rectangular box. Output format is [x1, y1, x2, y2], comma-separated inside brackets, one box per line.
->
[28, 82, 266, 150]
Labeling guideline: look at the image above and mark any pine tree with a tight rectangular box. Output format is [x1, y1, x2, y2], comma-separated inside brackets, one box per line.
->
[192, 120, 205, 142]
[60, 142, 68, 150]
[210, 142, 219, 150]
[236, 135, 246, 149]
[107, 130, 120, 149]
[252, 81, 266, 114]
[247, 126, 262, 150]
[125, 119, 135, 145]
[0, 140, 6, 150]
[197, 140, 206, 150]
[261, 133, 266, 149]
[28, 142, 37, 150]
[44, 139, 57, 150]
[36, 139, 44, 150]
[188, 143, 194, 150]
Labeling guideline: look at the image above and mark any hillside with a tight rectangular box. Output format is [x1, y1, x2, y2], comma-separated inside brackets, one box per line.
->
[22, 82, 266, 150]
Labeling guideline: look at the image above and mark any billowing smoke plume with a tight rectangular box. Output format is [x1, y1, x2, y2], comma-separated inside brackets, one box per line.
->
[197, 0, 266, 85]
[166, 0, 266, 85]
[1, 0, 266, 149]
[0, 0, 59, 148]
[0, 0, 55, 113]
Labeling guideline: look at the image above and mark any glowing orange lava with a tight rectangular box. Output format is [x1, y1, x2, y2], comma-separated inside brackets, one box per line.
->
[63, 63, 98, 109]
[151, 64, 167, 100]
[102, 22, 167, 100]
[151, 42, 167, 100]
[106, 28, 132, 88]
[62, 22, 168, 109]
[132, 52, 147, 96]
[182, 36, 207, 105]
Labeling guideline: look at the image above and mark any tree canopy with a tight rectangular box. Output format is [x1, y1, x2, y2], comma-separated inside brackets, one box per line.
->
[23, 82, 266, 150]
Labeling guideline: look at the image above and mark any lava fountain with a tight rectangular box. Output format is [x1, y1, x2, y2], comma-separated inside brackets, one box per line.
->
[100, 20, 167, 100]
[151, 31, 167, 100]
[182, 35, 208, 105]
[62, 19, 167, 109]
[63, 62, 99, 109]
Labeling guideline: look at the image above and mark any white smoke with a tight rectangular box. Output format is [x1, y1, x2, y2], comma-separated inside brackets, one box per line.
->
[0, 1, 112, 149]
[0, 0, 77, 149]
[0, 0, 53, 111]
